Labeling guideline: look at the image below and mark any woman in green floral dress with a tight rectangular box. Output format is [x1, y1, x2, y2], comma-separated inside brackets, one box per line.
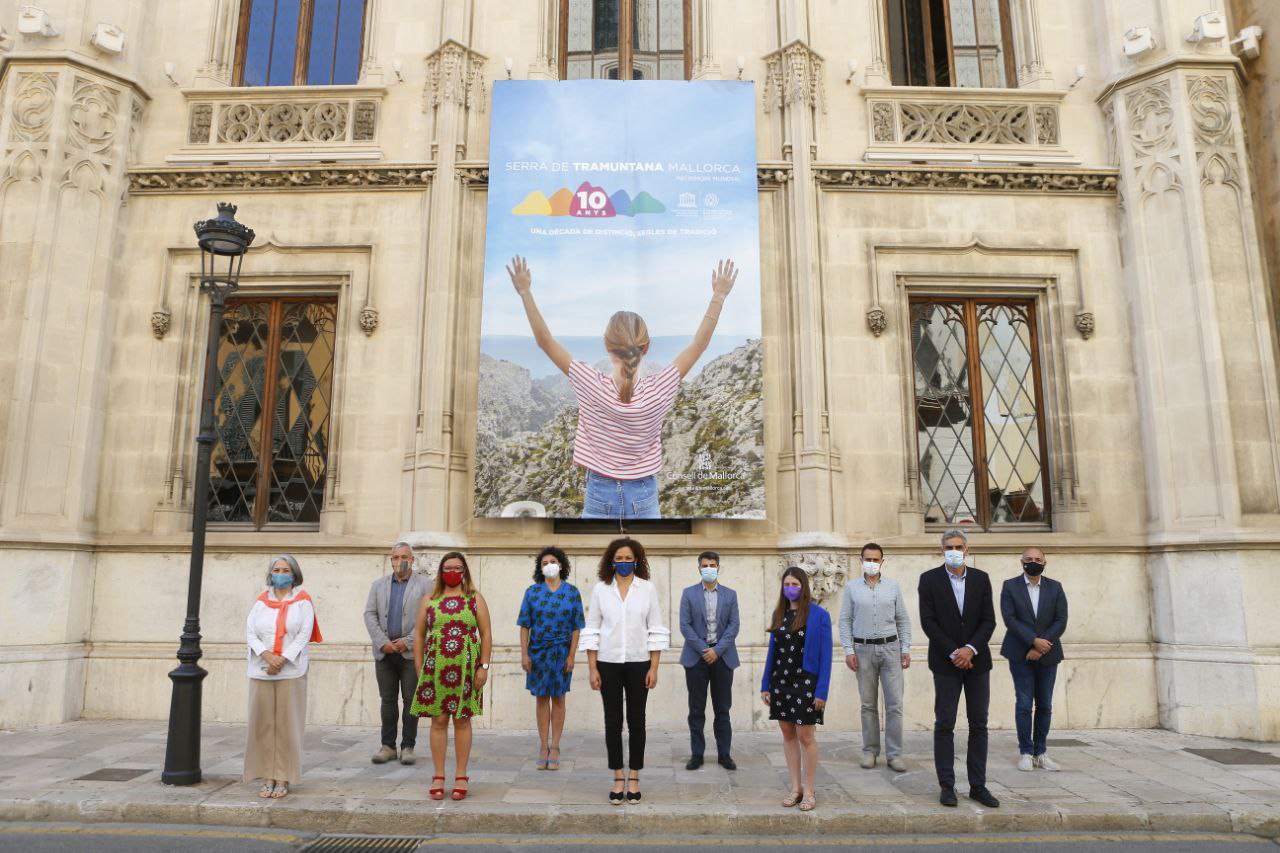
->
[412, 551, 492, 801]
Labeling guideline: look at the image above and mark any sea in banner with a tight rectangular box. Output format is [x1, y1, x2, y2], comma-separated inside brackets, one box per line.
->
[475, 80, 764, 520]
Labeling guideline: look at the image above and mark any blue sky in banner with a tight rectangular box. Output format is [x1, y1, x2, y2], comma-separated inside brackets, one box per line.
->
[480, 80, 761, 378]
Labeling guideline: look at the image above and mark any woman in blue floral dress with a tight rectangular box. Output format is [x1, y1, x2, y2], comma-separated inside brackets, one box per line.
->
[517, 545, 586, 771]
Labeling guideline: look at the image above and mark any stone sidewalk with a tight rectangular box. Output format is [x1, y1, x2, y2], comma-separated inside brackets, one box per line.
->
[1, 721, 1279, 838]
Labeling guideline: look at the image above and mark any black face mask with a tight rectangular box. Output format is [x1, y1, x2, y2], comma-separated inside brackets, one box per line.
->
[1023, 561, 1045, 576]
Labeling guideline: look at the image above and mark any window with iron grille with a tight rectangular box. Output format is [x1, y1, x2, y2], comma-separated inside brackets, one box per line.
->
[886, 0, 1016, 88]
[910, 297, 1049, 529]
[561, 0, 691, 81]
[209, 297, 337, 528]
[234, 0, 366, 87]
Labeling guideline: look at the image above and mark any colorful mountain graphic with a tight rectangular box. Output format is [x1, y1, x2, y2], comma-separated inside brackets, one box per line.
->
[512, 184, 665, 217]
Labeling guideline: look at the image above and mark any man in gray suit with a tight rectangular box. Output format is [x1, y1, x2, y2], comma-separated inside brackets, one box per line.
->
[679, 551, 740, 770]
[364, 541, 430, 765]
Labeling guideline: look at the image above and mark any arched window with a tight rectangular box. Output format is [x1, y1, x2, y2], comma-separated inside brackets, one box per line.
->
[886, 0, 1016, 88]
[561, 0, 691, 81]
[234, 0, 367, 87]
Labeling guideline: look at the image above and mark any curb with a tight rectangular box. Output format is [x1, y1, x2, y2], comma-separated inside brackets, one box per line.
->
[1, 797, 1277, 839]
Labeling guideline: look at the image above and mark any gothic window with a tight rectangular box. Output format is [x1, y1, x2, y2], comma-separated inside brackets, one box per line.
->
[209, 297, 337, 528]
[561, 0, 691, 81]
[235, 0, 366, 87]
[886, 0, 1016, 88]
[911, 298, 1048, 528]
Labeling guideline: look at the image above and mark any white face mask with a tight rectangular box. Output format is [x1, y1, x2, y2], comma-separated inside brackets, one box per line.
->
[541, 562, 561, 578]
[862, 561, 881, 576]
[943, 549, 966, 569]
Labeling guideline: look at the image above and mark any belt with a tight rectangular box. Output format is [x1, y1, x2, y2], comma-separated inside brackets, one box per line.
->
[853, 635, 898, 645]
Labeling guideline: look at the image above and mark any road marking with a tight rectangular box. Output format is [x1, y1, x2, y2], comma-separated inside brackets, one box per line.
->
[417, 833, 1268, 847]
[0, 824, 303, 844]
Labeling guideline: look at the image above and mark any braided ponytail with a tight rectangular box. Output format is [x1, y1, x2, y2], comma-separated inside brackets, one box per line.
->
[603, 311, 650, 403]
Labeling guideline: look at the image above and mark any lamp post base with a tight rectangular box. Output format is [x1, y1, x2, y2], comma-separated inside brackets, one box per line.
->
[161, 660, 209, 786]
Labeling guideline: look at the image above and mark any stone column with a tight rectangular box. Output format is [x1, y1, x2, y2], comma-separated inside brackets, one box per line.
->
[1101, 0, 1280, 738]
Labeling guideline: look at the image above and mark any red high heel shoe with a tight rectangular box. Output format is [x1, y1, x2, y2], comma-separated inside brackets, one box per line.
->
[429, 775, 445, 800]
[451, 775, 470, 801]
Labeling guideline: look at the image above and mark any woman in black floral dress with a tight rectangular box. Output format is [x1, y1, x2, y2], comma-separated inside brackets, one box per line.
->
[760, 567, 833, 812]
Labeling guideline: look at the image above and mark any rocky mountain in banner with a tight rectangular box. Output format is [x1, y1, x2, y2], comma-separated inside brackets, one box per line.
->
[474, 340, 765, 518]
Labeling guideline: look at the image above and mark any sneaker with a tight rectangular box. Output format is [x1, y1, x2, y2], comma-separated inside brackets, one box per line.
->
[1017, 753, 1034, 771]
[1035, 753, 1061, 771]
[399, 747, 416, 765]
[887, 757, 907, 772]
[860, 753, 877, 769]
[371, 745, 397, 764]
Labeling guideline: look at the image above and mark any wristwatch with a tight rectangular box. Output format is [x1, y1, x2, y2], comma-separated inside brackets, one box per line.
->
[479, 662, 490, 670]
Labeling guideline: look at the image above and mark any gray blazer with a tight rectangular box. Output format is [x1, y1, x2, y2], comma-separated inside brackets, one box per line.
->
[364, 572, 431, 661]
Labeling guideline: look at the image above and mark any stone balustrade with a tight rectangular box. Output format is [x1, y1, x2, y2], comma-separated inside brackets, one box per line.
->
[180, 86, 385, 158]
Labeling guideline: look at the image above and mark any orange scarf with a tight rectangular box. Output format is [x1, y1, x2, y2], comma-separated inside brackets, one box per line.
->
[257, 589, 324, 655]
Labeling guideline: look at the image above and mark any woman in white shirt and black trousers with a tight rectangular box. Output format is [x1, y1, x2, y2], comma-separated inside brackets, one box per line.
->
[581, 537, 671, 804]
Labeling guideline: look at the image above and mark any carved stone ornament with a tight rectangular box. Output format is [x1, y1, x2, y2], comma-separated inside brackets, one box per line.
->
[866, 306, 888, 337]
[778, 551, 848, 606]
[151, 307, 172, 339]
[68, 78, 120, 155]
[359, 305, 379, 336]
[10, 72, 58, 143]
[424, 39, 488, 113]
[757, 166, 792, 186]
[813, 166, 1117, 195]
[871, 101, 896, 142]
[457, 166, 490, 185]
[128, 165, 435, 194]
[763, 40, 826, 114]
[1074, 311, 1095, 339]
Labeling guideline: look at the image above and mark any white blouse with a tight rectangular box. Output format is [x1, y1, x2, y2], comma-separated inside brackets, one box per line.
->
[246, 591, 315, 681]
[579, 577, 671, 664]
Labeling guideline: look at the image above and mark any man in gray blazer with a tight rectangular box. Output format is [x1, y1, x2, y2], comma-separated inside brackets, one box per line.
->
[364, 541, 430, 765]
[679, 551, 740, 770]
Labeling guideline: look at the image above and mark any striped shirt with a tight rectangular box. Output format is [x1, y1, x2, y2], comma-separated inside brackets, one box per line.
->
[567, 360, 682, 480]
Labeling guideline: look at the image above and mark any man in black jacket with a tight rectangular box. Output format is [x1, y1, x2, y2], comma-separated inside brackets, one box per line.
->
[918, 528, 999, 808]
[1000, 546, 1068, 772]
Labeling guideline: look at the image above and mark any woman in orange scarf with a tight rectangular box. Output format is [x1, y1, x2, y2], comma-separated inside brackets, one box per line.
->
[243, 554, 322, 799]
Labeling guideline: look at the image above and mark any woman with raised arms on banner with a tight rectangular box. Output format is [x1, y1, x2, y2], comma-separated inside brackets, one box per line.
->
[506, 255, 739, 519]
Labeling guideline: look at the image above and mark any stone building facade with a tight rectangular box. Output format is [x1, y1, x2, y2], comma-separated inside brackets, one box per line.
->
[1, 0, 1278, 741]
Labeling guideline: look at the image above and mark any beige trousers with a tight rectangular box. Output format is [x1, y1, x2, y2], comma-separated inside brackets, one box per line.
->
[243, 675, 307, 784]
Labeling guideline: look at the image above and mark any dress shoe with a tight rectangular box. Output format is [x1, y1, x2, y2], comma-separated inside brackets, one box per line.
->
[887, 757, 907, 772]
[399, 747, 416, 765]
[371, 745, 397, 764]
[939, 786, 958, 807]
[1017, 753, 1034, 771]
[860, 753, 877, 769]
[1035, 753, 1061, 771]
[718, 755, 737, 770]
[686, 755, 703, 770]
[968, 786, 1000, 808]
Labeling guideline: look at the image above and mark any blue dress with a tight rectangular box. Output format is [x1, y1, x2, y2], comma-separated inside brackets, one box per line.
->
[517, 581, 586, 698]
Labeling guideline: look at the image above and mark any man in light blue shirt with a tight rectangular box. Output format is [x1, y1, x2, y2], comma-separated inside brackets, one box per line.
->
[838, 542, 912, 771]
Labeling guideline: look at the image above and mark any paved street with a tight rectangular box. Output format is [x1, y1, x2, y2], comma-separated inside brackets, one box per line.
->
[0, 721, 1278, 839]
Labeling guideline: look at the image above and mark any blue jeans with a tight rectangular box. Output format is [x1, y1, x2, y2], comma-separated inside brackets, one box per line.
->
[581, 470, 660, 520]
[1008, 661, 1057, 756]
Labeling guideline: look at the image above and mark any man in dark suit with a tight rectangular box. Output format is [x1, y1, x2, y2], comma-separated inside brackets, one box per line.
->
[918, 529, 999, 808]
[679, 551, 741, 770]
[1000, 546, 1068, 772]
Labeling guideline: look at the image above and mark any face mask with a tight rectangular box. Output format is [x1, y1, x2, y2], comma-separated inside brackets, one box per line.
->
[1023, 561, 1045, 577]
[943, 550, 966, 569]
[782, 585, 802, 602]
[542, 562, 561, 578]
[700, 567, 719, 584]
[270, 572, 293, 589]
[613, 561, 635, 577]
[394, 559, 412, 577]
[442, 569, 465, 588]
[862, 561, 881, 576]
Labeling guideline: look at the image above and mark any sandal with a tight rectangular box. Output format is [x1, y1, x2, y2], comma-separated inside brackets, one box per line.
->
[258, 781, 276, 799]
[626, 771, 641, 803]
[429, 775, 446, 800]
[781, 789, 802, 807]
[451, 775, 470, 801]
[536, 746, 549, 770]
[609, 773, 625, 805]
[547, 745, 561, 771]
[798, 792, 816, 812]
[270, 782, 289, 799]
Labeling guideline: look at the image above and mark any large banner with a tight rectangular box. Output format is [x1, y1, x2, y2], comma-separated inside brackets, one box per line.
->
[475, 80, 763, 520]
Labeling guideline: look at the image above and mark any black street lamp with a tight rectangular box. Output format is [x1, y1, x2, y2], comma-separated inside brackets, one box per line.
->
[162, 202, 255, 786]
